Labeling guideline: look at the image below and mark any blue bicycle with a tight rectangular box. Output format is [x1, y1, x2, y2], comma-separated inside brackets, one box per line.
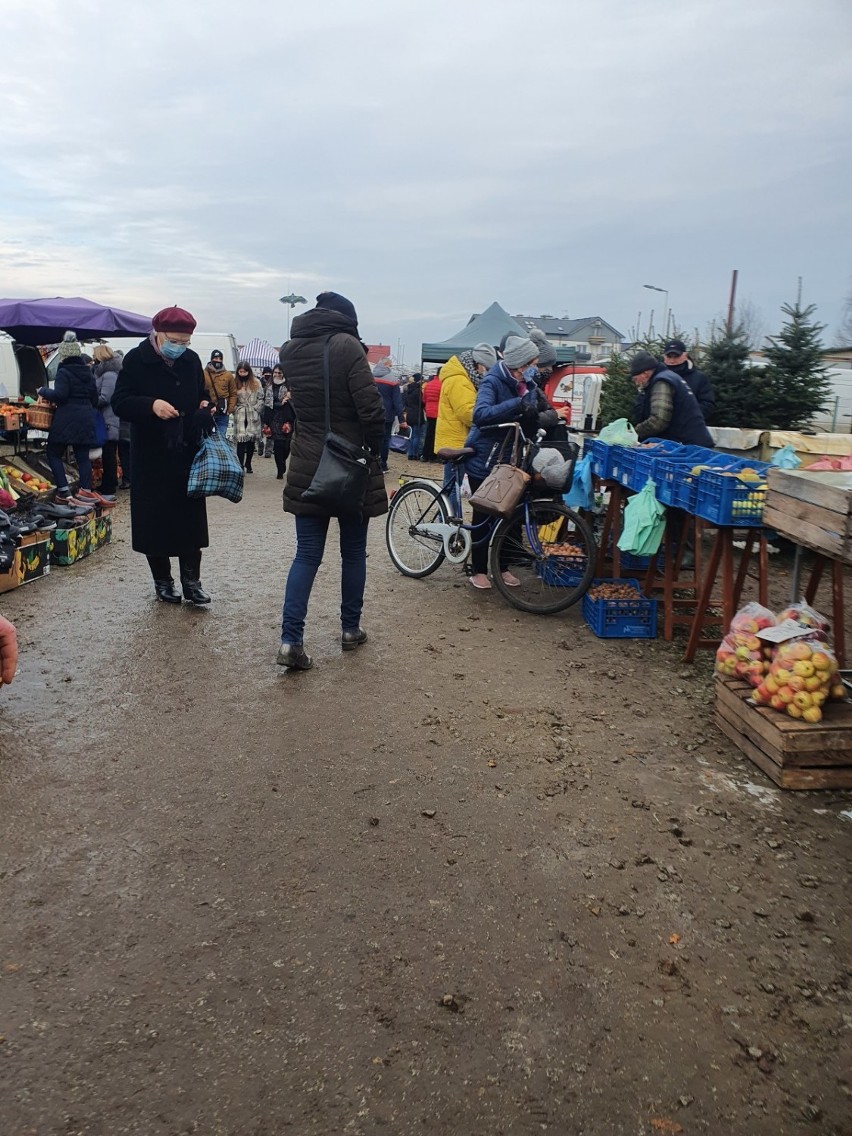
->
[385, 424, 596, 614]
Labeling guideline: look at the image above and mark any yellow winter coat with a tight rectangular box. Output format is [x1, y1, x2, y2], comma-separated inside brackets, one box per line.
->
[435, 355, 477, 451]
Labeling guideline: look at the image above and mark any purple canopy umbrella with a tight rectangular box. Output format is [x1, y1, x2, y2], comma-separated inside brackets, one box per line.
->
[0, 296, 152, 347]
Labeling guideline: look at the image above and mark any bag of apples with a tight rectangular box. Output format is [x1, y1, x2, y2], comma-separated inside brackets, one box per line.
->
[752, 638, 845, 722]
[715, 603, 777, 686]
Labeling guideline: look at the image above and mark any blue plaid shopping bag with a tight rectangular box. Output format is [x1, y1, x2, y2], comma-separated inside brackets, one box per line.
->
[187, 432, 244, 503]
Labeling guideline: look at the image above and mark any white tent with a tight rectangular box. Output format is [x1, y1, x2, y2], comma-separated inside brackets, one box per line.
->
[239, 337, 280, 369]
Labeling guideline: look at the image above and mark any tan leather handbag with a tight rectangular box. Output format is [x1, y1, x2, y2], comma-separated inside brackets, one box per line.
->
[469, 431, 529, 517]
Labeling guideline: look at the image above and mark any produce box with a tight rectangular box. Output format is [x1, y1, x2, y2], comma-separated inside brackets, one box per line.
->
[16, 530, 51, 586]
[693, 466, 768, 526]
[582, 578, 657, 639]
[715, 676, 852, 789]
[50, 513, 112, 566]
[763, 468, 852, 565]
[0, 553, 20, 595]
[3, 458, 55, 497]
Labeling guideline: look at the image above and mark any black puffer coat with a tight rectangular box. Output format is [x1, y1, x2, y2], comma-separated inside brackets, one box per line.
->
[39, 360, 98, 445]
[112, 337, 209, 556]
[280, 308, 387, 518]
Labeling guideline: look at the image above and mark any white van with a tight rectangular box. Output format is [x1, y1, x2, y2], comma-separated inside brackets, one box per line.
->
[44, 331, 240, 379]
[0, 332, 49, 399]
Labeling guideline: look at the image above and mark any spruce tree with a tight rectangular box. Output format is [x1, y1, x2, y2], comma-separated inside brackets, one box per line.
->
[702, 324, 769, 427]
[598, 352, 635, 426]
[762, 301, 831, 429]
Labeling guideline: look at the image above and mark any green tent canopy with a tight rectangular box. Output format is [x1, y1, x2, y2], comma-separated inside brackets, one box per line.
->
[421, 301, 576, 364]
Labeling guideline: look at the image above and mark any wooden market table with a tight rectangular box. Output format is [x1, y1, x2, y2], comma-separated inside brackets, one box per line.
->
[763, 468, 852, 668]
[597, 480, 769, 662]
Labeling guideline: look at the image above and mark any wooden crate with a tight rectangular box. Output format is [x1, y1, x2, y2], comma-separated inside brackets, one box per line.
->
[764, 468, 852, 564]
[715, 676, 852, 790]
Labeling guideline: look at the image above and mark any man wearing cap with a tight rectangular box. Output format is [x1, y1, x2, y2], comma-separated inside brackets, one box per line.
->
[112, 307, 216, 605]
[435, 343, 497, 453]
[463, 335, 559, 589]
[662, 339, 715, 421]
[203, 349, 237, 438]
[629, 350, 714, 447]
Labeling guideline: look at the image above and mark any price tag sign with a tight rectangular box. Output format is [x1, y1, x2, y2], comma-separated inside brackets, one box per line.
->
[757, 619, 810, 645]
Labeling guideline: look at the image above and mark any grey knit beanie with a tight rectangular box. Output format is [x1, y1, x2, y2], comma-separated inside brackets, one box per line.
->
[502, 335, 539, 369]
[471, 342, 497, 369]
[57, 330, 82, 360]
[529, 328, 557, 368]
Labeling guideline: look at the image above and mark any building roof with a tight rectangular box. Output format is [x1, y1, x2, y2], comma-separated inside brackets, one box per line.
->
[513, 314, 624, 340]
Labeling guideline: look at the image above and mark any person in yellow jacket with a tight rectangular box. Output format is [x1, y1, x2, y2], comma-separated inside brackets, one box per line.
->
[435, 343, 497, 451]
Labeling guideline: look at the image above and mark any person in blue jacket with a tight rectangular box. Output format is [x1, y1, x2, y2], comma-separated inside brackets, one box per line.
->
[372, 357, 404, 472]
[464, 335, 559, 590]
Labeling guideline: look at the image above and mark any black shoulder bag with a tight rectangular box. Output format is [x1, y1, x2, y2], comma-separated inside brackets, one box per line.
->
[301, 336, 373, 516]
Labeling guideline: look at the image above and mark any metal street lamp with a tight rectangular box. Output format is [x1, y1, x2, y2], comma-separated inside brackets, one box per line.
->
[643, 284, 669, 338]
[279, 292, 307, 338]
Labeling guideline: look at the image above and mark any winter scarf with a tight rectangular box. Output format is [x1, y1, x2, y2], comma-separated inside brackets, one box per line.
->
[458, 350, 483, 391]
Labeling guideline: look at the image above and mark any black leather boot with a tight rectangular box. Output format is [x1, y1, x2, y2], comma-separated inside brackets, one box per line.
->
[154, 579, 182, 603]
[178, 554, 210, 605]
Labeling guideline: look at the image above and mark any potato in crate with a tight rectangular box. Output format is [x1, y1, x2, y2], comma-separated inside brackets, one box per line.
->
[582, 578, 657, 638]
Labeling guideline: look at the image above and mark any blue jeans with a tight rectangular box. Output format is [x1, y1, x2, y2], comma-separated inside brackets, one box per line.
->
[281, 514, 370, 645]
[214, 413, 229, 438]
[407, 421, 426, 459]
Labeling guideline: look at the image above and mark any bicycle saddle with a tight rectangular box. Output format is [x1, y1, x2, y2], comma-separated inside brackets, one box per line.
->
[435, 446, 474, 461]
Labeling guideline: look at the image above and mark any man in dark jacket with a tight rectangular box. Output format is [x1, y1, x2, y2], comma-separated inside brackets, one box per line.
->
[403, 372, 426, 460]
[277, 291, 386, 671]
[662, 339, 715, 423]
[629, 350, 713, 447]
[372, 357, 404, 472]
[112, 306, 214, 606]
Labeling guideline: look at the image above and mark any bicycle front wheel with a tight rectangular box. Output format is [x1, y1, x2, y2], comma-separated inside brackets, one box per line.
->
[489, 498, 596, 614]
[386, 482, 449, 578]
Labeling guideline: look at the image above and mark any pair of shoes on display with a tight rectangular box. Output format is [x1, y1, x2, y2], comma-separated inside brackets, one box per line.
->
[76, 488, 117, 508]
[341, 627, 368, 651]
[277, 643, 314, 670]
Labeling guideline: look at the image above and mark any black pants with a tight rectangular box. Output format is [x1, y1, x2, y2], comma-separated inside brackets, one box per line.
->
[147, 551, 202, 583]
[100, 440, 119, 495]
[237, 440, 255, 470]
[423, 418, 438, 462]
[118, 438, 131, 486]
[273, 437, 291, 478]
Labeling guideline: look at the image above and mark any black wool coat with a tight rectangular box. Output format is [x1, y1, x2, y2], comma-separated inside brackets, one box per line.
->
[280, 308, 388, 518]
[111, 337, 209, 556]
[40, 361, 98, 445]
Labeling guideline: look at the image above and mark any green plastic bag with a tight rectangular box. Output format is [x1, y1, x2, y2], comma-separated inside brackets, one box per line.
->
[598, 418, 639, 447]
[618, 477, 666, 556]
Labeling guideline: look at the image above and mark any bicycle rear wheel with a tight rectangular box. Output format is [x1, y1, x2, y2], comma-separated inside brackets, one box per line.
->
[386, 482, 449, 578]
[489, 498, 596, 614]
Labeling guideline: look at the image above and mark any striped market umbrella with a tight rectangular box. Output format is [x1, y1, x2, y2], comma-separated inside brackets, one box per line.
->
[239, 337, 280, 369]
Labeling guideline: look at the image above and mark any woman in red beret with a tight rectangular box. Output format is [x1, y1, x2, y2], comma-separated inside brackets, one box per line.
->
[112, 306, 215, 604]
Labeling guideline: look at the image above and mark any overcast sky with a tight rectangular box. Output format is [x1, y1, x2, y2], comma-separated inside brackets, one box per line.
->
[2, 0, 850, 362]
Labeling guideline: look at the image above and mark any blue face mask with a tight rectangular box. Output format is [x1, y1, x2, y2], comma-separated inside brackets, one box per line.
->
[524, 365, 539, 382]
[161, 339, 186, 361]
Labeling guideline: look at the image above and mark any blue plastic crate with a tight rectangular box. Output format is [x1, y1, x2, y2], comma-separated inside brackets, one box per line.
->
[619, 550, 665, 571]
[693, 464, 769, 526]
[628, 440, 685, 490]
[537, 555, 589, 586]
[589, 439, 624, 480]
[582, 578, 658, 639]
[655, 450, 742, 507]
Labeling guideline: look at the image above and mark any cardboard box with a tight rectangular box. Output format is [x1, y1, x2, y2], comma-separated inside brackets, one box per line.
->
[16, 530, 51, 586]
[50, 513, 112, 566]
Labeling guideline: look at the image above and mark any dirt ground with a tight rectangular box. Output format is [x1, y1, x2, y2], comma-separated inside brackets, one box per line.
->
[0, 450, 850, 1136]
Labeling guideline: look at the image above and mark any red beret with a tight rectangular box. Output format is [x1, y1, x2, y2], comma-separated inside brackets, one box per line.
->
[152, 306, 197, 334]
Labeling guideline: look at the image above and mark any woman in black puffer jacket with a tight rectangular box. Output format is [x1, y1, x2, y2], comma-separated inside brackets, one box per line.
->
[276, 292, 386, 670]
[38, 332, 98, 496]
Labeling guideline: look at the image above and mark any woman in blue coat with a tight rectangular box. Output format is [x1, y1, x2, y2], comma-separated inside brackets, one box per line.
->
[38, 332, 98, 496]
[464, 335, 559, 590]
